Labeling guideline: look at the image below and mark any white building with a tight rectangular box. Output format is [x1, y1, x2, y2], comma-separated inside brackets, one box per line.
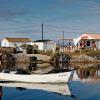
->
[33, 40, 56, 53]
[1, 37, 32, 48]
[73, 33, 100, 50]
[57, 33, 100, 52]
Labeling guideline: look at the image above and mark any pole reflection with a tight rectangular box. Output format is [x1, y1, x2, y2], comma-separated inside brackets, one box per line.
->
[0, 86, 2, 100]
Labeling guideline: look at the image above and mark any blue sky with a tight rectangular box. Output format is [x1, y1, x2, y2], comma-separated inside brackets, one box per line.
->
[0, 0, 100, 40]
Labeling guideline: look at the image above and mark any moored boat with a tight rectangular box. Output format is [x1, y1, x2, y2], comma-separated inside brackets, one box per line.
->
[0, 71, 72, 83]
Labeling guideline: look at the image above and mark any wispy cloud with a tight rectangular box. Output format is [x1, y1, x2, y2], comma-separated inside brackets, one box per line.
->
[0, 10, 25, 17]
[87, 1, 100, 13]
[0, 0, 100, 39]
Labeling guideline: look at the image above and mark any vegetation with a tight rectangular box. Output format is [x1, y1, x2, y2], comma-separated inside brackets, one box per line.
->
[85, 50, 100, 57]
[50, 52, 71, 63]
[0, 47, 15, 53]
[70, 48, 100, 56]
[38, 50, 54, 56]
[2, 51, 16, 69]
[22, 44, 38, 54]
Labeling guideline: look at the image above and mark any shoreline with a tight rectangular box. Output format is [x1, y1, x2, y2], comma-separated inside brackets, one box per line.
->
[2, 60, 100, 64]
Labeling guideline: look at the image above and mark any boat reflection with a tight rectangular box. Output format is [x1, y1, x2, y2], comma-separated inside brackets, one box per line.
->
[0, 82, 71, 96]
[16, 87, 26, 91]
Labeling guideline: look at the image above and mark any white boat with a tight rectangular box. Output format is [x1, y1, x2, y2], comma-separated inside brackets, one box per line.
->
[0, 71, 72, 83]
[72, 70, 80, 81]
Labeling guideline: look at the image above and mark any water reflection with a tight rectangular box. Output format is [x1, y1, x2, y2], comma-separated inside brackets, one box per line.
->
[1, 60, 100, 77]
[77, 67, 97, 79]
[49, 63, 72, 73]
[1, 62, 100, 79]
[50, 63, 100, 83]
[0, 81, 100, 100]
[76, 64, 100, 79]
[0, 63, 100, 99]
[0, 86, 2, 100]
[16, 87, 26, 91]
[1, 62, 37, 73]
[0, 82, 71, 96]
[52, 63, 100, 79]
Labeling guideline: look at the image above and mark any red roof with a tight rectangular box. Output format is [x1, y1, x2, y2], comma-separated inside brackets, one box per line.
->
[81, 34, 100, 39]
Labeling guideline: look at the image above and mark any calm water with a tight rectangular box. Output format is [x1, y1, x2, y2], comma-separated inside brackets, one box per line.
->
[0, 63, 100, 100]
[0, 81, 100, 100]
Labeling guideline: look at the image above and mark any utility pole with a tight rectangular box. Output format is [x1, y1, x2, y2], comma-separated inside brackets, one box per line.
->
[62, 31, 64, 52]
[42, 23, 43, 40]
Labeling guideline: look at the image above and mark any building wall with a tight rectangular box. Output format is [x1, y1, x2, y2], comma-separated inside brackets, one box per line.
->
[32, 42, 44, 50]
[77, 40, 92, 48]
[43, 42, 56, 52]
[77, 40, 100, 50]
[96, 40, 100, 49]
[1, 39, 11, 47]
[32, 42, 56, 52]
[44, 42, 54, 51]
[1, 39, 32, 48]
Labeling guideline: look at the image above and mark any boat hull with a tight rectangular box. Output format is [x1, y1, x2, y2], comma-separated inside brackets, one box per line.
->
[0, 72, 71, 83]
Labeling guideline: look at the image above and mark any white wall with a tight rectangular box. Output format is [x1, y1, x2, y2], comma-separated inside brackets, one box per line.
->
[77, 40, 100, 50]
[1, 39, 11, 47]
[32, 42, 44, 50]
[45, 42, 54, 51]
[32, 42, 56, 52]
[1, 39, 32, 48]
[96, 40, 100, 50]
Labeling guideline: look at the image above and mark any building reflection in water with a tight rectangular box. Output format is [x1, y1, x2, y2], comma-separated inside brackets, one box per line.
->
[76, 64, 100, 79]
[51, 63, 71, 73]
[52, 63, 100, 79]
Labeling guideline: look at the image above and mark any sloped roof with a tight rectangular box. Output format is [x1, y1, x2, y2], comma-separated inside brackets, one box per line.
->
[5, 37, 32, 42]
[34, 39, 51, 42]
[88, 34, 100, 39]
[81, 34, 100, 39]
